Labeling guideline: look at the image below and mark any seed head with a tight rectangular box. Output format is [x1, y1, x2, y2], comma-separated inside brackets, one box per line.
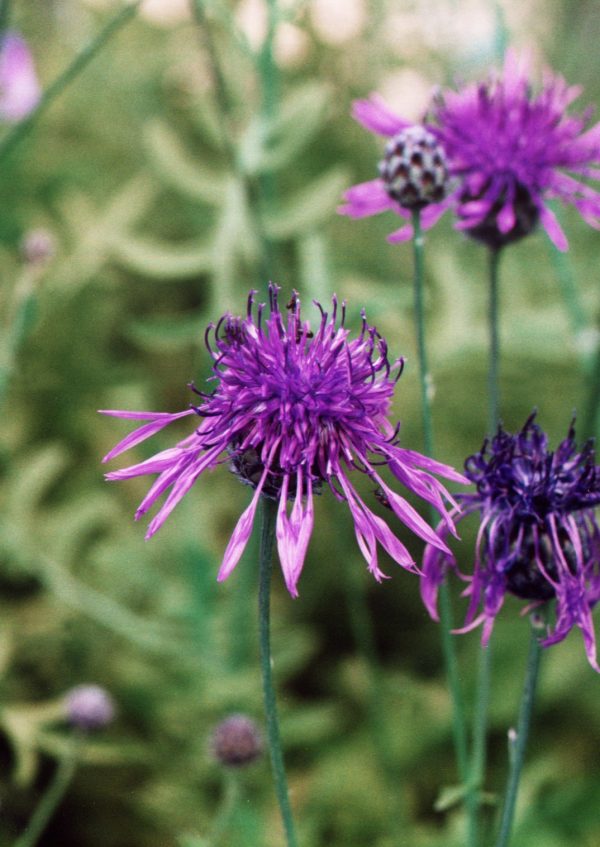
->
[379, 126, 448, 210]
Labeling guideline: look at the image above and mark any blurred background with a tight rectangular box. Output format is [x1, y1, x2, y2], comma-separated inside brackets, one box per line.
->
[1, 0, 600, 845]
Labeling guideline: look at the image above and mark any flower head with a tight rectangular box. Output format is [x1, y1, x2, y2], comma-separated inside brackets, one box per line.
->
[210, 714, 263, 768]
[64, 684, 116, 731]
[431, 50, 600, 251]
[0, 33, 40, 122]
[422, 414, 600, 670]
[340, 51, 600, 250]
[102, 286, 466, 596]
[338, 96, 452, 243]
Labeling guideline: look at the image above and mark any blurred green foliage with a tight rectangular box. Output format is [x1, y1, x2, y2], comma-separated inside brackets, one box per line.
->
[1, 1, 600, 846]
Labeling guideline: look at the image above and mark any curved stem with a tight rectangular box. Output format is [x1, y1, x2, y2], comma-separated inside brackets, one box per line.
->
[495, 624, 543, 847]
[14, 737, 80, 847]
[488, 248, 502, 434]
[411, 210, 468, 783]
[0, 1, 142, 167]
[258, 498, 298, 847]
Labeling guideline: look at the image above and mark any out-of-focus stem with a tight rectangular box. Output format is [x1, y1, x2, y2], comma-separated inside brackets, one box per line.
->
[14, 737, 80, 847]
[0, 1, 142, 166]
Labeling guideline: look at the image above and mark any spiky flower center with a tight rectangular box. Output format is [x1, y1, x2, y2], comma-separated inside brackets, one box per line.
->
[200, 292, 399, 497]
[379, 126, 448, 210]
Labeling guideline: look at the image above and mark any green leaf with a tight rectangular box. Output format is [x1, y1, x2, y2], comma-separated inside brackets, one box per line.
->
[110, 234, 213, 279]
[144, 120, 225, 205]
[263, 166, 350, 240]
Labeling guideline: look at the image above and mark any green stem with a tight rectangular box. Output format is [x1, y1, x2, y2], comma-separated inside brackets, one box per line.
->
[208, 771, 239, 846]
[488, 248, 502, 434]
[495, 623, 543, 847]
[466, 641, 492, 847]
[14, 737, 79, 847]
[0, 1, 142, 166]
[411, 210, 468, 783]
[582, 337, 600, 441]
[258, 498, 298, 847]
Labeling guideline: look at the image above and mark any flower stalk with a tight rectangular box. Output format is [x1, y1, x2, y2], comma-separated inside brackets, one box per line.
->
[495, 621, 543, 847]
[14, 735, 80, 847]
[258, 497, 298, 847]
[411, 210, 469, 783]
[0, 0, 142, 166]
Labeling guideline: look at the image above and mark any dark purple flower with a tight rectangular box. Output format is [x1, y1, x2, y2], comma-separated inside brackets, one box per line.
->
[340, 51, 600, 250]
[0, 33, 40, 122]
[210, 714, 263, 768]
[421, 414, 600, 670]
[65, 684, 115, 731]
[101, 286, 466, 596]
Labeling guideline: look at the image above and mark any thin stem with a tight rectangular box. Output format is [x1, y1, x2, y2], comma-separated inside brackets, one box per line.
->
[411, 210, 469, 782]
[0, 1, 142, 166]
[207, 771, 239, 846]
[466, 641, 492, 847]
[488, 248, 502, 434]
[258, 498, 298, 847]
[495, 624, 543, 847]
[582, 339, 600, 441]
[14, 737, 80, 847]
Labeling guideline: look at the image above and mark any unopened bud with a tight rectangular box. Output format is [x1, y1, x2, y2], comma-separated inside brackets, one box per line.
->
[379, 126, 448, 210]
[210, 714, 263, 768]
[65, 684, 115, 731]
[20, 229, 56, 265]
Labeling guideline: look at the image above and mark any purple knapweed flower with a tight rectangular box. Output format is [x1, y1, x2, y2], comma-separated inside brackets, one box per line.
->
[421, 414, 600, 671]
[101, 286, 466, 596]
[340, 51, 600, 250]
[0, 33, 40, 122]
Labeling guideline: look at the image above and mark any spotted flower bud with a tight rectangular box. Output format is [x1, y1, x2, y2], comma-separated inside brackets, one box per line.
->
[378, 126, 448, 210]
[64, 684, 115, 731]
[210, 714, 263, 768]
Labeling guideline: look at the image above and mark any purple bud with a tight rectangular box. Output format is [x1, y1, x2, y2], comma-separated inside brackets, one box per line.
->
[210, 714, 263, 768]
[21, 228, 56, 265]
[64, 684, 115, 731]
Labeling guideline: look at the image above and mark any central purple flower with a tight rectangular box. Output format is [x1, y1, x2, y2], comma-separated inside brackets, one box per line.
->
[102, 286, 466, 596]
[422, 415, 600, 670]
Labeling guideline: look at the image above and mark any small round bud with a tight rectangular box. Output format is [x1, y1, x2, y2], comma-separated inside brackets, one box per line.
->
[20, 228, 56, 265]
[379, 126, 448, 210]
[64, 684, 115, 731]
[210, 714, 263, 768]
